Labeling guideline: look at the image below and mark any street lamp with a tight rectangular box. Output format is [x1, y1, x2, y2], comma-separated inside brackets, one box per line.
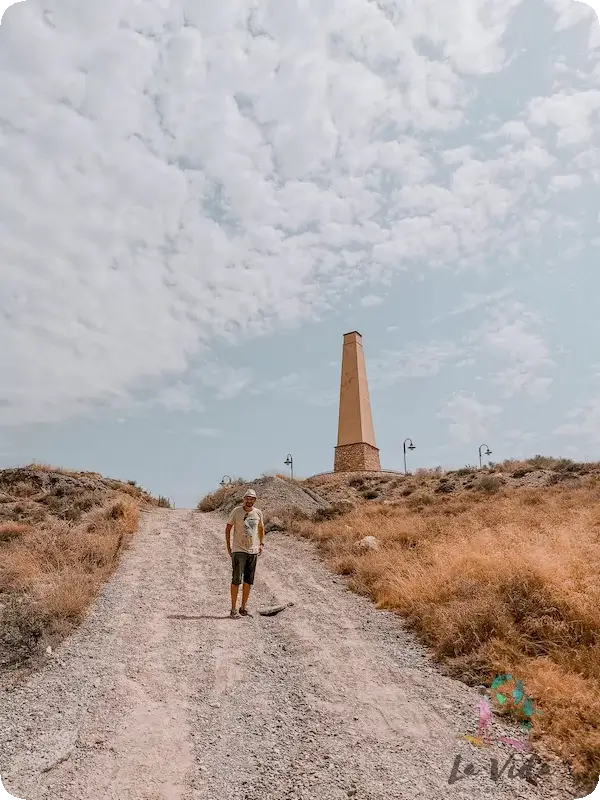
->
[220, 475, 232, 487]
[284, 454, 294, 480]
[478, 444, 492, 468]
[403, 438, 416, 475]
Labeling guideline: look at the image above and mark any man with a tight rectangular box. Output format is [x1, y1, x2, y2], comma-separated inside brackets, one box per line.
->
[225, 488, 264, 618]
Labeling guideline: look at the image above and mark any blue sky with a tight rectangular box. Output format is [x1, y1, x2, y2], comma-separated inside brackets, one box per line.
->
[1, 0, 600, 508]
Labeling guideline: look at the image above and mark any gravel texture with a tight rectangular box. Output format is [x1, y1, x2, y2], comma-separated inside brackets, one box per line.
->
[0, 509, 585, 800]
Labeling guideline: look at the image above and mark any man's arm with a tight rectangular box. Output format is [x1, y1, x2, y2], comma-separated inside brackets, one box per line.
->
[225, 523, 233, 555]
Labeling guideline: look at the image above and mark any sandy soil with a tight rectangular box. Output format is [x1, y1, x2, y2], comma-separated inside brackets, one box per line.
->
[0, 510, 585, 800]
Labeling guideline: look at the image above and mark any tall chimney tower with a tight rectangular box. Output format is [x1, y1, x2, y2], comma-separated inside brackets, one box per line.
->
[334, 331, 381, 472]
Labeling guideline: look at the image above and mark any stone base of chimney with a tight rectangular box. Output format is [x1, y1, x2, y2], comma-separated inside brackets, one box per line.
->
[334, 442, 381, 472]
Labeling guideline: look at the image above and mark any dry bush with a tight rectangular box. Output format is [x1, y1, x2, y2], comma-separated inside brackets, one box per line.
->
[197, 481, 244, 512]
[1, 497, 140, 671]
[295, 481, 600, 794]
[0, 522, 32, 543]
[0, 466, 149, 677]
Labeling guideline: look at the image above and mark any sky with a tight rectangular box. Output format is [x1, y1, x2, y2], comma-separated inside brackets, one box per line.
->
[1, 0, 600, 508]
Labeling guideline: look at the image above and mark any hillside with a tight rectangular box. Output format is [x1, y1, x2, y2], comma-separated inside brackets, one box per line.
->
[198, 456, 600, 793]
[0, 464, 168, 686]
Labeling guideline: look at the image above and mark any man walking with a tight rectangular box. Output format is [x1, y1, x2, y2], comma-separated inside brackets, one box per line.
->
[225, 488, 264, 618]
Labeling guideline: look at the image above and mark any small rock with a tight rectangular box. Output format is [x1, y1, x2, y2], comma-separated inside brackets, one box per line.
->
[46, 646, 52, 656]
[356, 535, 379, 552]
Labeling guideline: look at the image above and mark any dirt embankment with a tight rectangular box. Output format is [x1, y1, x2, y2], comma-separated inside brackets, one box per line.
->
[197, 474, 336, 529]
[0, 464, 167, 686]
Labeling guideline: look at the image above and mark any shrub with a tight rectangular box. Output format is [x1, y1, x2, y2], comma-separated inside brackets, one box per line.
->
[512, 468, 534, 478]
[361, 490, 379, 500]
[475, 476, 503, 494]
[313, 506, 344, 522]
[0, 523, 31, 544]
[406, 492, 435, 510]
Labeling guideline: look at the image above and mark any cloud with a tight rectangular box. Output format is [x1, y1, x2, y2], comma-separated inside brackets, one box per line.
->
[370, 341, 464, 387]
[193, 427, 221, 437]
[527, 90, 600, 147]
[465, 300, 555, 400]
[549, 174, 583, 191]
[432, 287, 514, 321]
[437, 391, 502, 445]
[153, 381, 203, 413]
[360, 295, 384, 308]
[253, 372, 336, 407]
[555, 397, 600, 444]
[193, 363, 253, 401]
[0, 0, 596, 426]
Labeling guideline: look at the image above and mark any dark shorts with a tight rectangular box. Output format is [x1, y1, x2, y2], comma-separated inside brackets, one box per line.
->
[231, 551, 258, 586]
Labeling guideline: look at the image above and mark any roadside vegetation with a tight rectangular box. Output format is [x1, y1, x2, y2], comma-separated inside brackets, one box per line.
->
[293, 458, 600, 793]
[0, 463, 164, 684]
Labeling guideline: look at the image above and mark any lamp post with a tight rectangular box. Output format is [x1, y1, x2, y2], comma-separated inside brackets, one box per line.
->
[403, 438, 416, 475]
[478, 444, 492, 468]
[220, 475, 232, 487]
[284, 454, 294, 480]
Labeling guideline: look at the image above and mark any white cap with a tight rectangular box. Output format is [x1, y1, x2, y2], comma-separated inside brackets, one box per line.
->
[244, 489, 257, 498]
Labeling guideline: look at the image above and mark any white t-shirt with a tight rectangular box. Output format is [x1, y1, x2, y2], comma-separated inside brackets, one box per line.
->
[227, 505, 264, 554]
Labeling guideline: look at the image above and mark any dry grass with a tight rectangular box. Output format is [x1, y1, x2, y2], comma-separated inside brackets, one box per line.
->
[197, 479, 246, 512]
[288, 476, 600, 793]
[0, 465, 161, 681]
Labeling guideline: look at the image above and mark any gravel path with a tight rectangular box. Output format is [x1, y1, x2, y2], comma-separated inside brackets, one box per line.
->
[0, 510, 584, 800]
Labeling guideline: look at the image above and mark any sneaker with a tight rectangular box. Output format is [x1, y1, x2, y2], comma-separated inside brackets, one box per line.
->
[239, 608, 252, 617]
[230, 608, 239, 618]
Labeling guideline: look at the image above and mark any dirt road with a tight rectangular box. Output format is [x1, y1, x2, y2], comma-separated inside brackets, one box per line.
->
[0, 510, 582, 799]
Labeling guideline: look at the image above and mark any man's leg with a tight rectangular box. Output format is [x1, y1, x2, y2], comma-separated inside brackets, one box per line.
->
[240, 555, 257, 612]
[240, 582, 251, 611]
[230, 553, 243, 613]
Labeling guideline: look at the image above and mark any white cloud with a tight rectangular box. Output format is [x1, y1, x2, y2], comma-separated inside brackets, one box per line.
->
[153, 381, 203, 413]
[0, 0, 594, 427]
[432, 287, 514, 321]
[550, 174, 583, 191]
[360, 295, 384, 308]
[253, 372, 336, 407]
[370, 341, 464, 387]
[193, 363, 252, 400]
[465, 300, 555, 400]
[527, 90, 600, 147]
[555, 396, 600, 443]
[193, 427, 221, 437]
[437, 391, 502, 445]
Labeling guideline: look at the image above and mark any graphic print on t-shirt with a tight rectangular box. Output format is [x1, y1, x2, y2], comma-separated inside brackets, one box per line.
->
[243, 512, 258, 549]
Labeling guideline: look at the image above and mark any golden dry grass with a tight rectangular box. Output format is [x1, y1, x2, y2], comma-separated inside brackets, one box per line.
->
[0, 465, 159, 680]
[289, 479, 600, 793]
[197, 478, 246, 511]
